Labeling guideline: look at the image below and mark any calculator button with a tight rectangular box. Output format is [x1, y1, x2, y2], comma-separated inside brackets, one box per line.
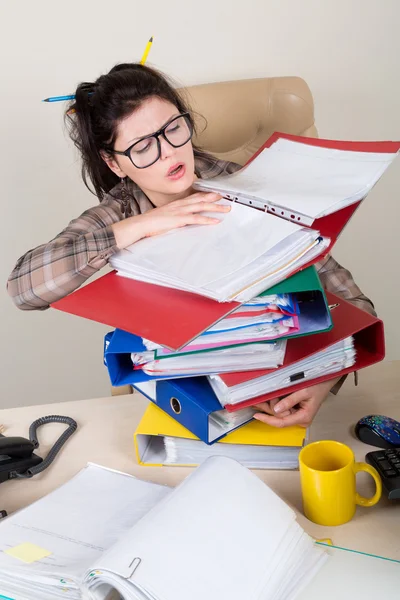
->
[385, 470, 397, 477]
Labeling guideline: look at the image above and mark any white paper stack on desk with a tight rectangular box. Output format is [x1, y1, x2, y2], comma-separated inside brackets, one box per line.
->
[0, 459, 327, 600]
[2, 461, 397, 600]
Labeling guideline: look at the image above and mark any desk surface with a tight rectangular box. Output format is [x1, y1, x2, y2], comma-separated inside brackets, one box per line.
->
[1, 360, 399, 560]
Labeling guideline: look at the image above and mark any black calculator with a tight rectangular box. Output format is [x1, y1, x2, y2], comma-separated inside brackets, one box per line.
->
[366, 448, 400, 500]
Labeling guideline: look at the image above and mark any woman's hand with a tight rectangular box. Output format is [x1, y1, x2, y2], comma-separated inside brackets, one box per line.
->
[252, 377, 341, 428]
[112, 192, 229, 249]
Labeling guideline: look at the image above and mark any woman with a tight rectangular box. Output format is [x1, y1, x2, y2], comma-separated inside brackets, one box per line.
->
[7, 62, 375, 428]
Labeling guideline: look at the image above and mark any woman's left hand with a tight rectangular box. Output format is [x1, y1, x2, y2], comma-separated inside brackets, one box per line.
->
[252, 377, 341, 428]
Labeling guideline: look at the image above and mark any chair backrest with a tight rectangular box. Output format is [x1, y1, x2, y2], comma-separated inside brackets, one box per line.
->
[184, 75, 317, 165]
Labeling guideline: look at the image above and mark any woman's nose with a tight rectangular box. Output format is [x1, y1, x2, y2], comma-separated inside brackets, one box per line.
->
[159, 135, 175, 161]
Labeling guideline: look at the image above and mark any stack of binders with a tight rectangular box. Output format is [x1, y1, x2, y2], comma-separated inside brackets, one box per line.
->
[53, 133, 398, 468]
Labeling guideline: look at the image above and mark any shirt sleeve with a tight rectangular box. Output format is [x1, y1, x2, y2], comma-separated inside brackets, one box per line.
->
[315, 254, 376, 316]
[7, 200, 123, 311]
[315, 254, 376, 395]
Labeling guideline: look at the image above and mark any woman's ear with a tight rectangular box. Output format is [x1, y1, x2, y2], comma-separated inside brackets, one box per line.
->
[100, 151, 126, 178]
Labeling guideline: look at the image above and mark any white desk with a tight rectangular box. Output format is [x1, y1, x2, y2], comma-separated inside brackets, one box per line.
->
[1, 361, 399, 560]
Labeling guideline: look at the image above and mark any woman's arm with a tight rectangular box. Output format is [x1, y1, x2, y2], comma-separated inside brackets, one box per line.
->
[7, 200, 124, 311]
[315, 254, 376, 315]
[7, 191, 227, 311]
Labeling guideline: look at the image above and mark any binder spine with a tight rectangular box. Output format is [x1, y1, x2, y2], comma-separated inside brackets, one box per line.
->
[155, 380, 210, 443]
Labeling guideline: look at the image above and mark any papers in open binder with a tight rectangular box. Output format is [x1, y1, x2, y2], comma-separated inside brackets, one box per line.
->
[0, 459, 328, 600]
[110, 198, 329, 302]
[194, 134, 400, 226]
[111, 133, 400, 302]
[1, 460, 398, 600]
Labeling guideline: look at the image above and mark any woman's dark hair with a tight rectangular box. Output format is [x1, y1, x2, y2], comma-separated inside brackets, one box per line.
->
[66, 63, 197, 200]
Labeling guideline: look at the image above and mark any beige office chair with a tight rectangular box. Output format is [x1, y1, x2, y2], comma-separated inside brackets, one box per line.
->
[110, 75, 317, 396]
[188, 75, 317, 165]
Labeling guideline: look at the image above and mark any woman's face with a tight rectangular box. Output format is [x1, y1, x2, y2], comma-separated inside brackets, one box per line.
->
[105, 97, 196, 206]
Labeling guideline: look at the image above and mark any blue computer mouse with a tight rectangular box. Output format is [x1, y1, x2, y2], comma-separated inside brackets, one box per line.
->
[355, 415, 400, 449]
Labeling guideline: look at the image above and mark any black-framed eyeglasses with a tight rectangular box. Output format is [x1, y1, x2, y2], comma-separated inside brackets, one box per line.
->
[111, 113, 194, 169]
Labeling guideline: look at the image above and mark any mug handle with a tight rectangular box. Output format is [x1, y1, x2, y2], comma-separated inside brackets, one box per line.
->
[353, 462, 382, 507]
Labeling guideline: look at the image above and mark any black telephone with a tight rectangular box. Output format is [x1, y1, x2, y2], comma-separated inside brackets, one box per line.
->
[0, 436, 43, 484]
[0, 416, 77, 518]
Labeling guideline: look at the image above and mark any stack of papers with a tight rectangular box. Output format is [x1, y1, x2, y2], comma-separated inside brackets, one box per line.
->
[129, 294, 297, 377]
[132, 339, 287, 377]
[110, 199, 329, 302]
[143, 293, 299, 353]
[163, 434, 303, 469]
[193, 138, 398, 223]
[0, 459, 327, 600]
[209, 336, 356, 406]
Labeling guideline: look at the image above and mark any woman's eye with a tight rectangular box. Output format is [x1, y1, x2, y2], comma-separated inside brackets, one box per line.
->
[133, 142, 152, 154]
[167, 123, 180, 134]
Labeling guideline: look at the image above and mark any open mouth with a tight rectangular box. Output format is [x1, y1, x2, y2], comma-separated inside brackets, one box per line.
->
[167, 163, 185, 177]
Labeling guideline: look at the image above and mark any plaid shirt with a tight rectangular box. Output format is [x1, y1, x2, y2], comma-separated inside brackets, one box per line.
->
[7, 150, 375, 318]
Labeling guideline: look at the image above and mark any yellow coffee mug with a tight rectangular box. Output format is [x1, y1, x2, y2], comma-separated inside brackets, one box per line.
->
[299, 440, 382, 526]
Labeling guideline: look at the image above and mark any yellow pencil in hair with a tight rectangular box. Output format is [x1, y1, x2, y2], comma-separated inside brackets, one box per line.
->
[140, 36, 154, 65]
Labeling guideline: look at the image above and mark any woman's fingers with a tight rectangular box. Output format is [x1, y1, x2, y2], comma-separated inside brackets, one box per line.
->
[181, 202, 231, 215]
[172, 192, 223, 207]
[183, 215, 222, 226]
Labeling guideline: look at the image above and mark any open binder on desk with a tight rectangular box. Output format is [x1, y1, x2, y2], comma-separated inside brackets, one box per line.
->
[52, 133, 398, 350]
[134, 401, 306, 468]
[211, 291, 385, 411]
[0, 460, 397, 600]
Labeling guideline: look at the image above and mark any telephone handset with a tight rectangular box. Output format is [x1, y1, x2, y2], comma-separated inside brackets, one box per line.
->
[0, 416, 78, 517]
[0, 437, 42, 484]
[0, 436, 36, 459]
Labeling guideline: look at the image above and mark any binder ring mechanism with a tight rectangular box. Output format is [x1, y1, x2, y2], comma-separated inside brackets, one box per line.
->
[224, 194, 313, 227]
[170, 397, 182, 414]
